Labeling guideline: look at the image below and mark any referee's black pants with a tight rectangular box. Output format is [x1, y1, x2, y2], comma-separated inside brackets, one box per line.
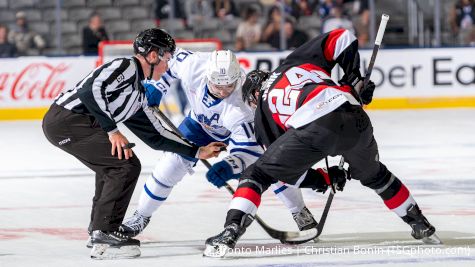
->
[42, 104, 141, 232]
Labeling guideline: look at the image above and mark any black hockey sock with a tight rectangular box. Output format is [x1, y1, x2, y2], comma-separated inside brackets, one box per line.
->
[225, 182, 262, 227]
[366, 165, 417, 217]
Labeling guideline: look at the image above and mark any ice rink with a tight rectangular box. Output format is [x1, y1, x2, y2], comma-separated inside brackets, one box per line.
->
[1, 108, 474, 267]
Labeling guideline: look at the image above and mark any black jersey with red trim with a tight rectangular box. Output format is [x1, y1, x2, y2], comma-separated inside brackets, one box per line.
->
[254, 29, 362, 148]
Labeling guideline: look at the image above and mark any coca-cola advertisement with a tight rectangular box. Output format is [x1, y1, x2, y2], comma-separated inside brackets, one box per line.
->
[0, 57, 95, 108]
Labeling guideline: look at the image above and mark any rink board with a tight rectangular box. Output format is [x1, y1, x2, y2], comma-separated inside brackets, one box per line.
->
[1, 47, 475, 120]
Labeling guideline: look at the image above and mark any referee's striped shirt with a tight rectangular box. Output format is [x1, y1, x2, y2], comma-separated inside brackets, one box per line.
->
[54, 57, 199, 157]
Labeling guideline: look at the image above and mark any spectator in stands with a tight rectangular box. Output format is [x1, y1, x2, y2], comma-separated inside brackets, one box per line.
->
[352, 0, 370, 47]
[8, 11, 45, 56]
[235, 6, 262, 51]
[449, 0, 475, 45]
[155, 0, 186, 27]
[82, 12, 109, 55]
[318, 0, 337, 19]
[283, 0, 303, 20]
[0, 24, 16, 58]
[321, 5, 355, 34]
[262, 5, 283, 43]
[212, 0, 239, 20]
[265, 16, 309, 50]
[296, 0, 315, 17]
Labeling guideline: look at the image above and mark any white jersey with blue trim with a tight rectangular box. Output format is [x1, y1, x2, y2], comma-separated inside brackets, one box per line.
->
[156, 48, 263, 173]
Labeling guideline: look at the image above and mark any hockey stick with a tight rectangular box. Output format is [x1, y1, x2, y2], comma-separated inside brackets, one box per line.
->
[150, 106, 318, 244]
[315, 156, 346, 239]
[361, 14, 390, 95]
[310, 15, 391, 239]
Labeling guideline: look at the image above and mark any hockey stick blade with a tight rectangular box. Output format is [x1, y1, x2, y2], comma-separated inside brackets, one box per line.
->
[315, 190, 335, 239]
[150, 107, 313, 244]
[253, 216, 317, 245]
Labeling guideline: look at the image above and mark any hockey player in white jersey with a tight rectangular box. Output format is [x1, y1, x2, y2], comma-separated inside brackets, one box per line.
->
[121, 49, 318, 237]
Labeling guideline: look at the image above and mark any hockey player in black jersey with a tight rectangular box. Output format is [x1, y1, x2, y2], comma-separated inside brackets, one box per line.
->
[204, 28, 439, 257]
[42, 28, 225, 259]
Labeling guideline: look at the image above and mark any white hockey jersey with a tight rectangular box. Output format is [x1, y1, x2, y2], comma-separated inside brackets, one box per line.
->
[155, 48, 263, 174]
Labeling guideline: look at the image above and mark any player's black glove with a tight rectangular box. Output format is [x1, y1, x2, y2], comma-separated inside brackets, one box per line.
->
[328, 166, 350, 191]
[339, 72, 376, 105]
[360, 79, 376, 105]
[313, 166, 350, 193]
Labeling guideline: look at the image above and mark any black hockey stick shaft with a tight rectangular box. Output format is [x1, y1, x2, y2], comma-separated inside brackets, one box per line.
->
[316, 156, 345, 238]
[151, 107, 299, 240]
[362, 14, 390, 93]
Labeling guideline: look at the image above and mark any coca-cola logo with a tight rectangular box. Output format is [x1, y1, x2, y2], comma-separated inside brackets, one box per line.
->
[0, 62, 69, 101]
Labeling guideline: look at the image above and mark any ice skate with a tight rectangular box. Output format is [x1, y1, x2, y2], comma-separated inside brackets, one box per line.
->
[85, 229, 92, 248]
[292, 206, 318, 231]
[86, 237, 92, 248]
[90, 230, 141, 260]
[203, 223, 246, 258]
[120, 210, 151, 237]
[402, 204, 442, 244]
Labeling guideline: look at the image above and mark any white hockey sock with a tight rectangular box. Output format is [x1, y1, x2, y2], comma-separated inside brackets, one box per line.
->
[137, 174, 174, 217]
[272, 182, 305, 214]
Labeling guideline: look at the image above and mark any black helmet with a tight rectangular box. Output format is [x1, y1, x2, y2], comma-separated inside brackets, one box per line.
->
[133, 28, 176, 57]
[242, 70, 270, 105]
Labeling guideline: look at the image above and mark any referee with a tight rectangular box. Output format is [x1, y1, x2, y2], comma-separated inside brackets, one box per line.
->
[42, 28, 224, 259]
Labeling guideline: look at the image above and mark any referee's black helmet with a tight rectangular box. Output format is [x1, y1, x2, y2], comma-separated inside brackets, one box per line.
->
[133, 28, 176, 57]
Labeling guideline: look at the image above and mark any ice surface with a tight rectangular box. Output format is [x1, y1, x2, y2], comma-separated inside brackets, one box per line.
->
[1, 109, 474, 266]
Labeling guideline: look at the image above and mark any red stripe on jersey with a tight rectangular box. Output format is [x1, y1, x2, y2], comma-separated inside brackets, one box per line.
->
[384, 184, 410, 210]
[317, 168, 330, 185]
[302, 85, 353, 106]
[324, 29, 346, 62]
[302, 85, 327, 105]
[233, 187, 261, 207]
[339, 85, 353, 93]
[298, 63, 330, 76]
[273, 74, 289, 89]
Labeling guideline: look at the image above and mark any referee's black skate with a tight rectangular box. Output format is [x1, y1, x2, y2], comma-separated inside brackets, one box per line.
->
[292, 206, 318, 231]
[120, 210, 151, 237]
[90, 230, 141, 259]
[203, 223, 246, 258]
[402, 204, 441, 244]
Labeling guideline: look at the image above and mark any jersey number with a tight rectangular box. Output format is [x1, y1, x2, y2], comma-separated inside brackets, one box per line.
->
[268, 66, 328, 116]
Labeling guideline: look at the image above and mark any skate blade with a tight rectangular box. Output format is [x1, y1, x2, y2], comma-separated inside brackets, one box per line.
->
[203, 244, 229, 258]
[90, 244, 141, 260]
[86, 237, 92, 248]
[423, 233, 443, 245]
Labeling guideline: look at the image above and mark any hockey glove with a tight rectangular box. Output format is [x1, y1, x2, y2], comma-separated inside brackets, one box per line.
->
[359, 79, 376, 105]
[339, 72, 376, 105]
[328, 166, 350, 191]
[313, 166, 349, 193]
[206, 158, 241, 188]
[142, 80, 165, 107]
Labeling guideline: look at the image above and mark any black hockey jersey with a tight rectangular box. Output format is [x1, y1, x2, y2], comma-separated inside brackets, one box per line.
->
[254, 29, 362, 148]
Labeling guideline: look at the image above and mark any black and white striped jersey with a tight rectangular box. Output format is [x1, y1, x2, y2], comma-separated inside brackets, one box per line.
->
[54, 57, 199, 157]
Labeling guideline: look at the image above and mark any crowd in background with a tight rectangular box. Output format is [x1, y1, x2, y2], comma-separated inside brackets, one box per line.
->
[154, 0, 370, 51]
[0, 0, 473, 58]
